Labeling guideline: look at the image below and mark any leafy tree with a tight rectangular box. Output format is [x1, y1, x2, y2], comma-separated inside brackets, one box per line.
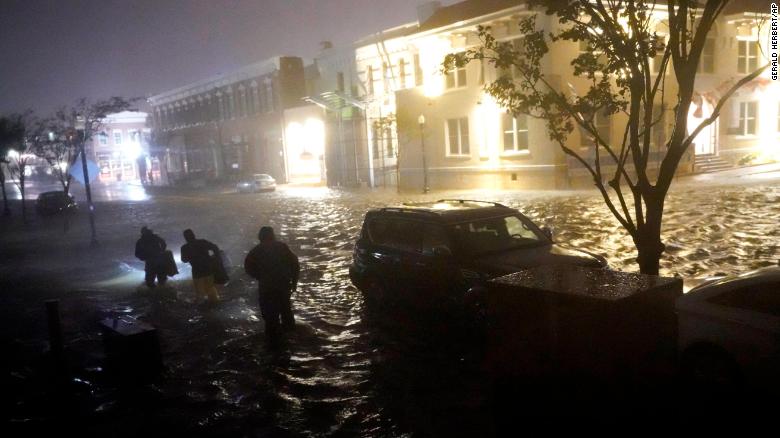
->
[444, 0, 768, 274]
[0, 113, 30, 217]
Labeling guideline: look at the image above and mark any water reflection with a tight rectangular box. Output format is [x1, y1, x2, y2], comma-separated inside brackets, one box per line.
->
[8, 181, 779, 435]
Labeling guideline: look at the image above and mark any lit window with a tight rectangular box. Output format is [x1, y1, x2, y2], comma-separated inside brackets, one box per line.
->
[738, 40, 759, 74]
[580, 109, 611, 147]
[371, 125, 379, 158]
[385, 127, 394, 158]
[113, 131, 122, 145]
[445, 64, 466, 89]
[399, 59, 408, 89]
[739, 101, 757, 135]
[366, 66, 374, 95]
[414, 53, 423, 86]
[446, 118, 470, 156]
[383, 63, 390, 94]
[651, 35, 667, 74]
[578, 38, 607, 69]
[498, 38, 526, 80]
[697, 37, 715, 73]
[502, 113, 528, 152]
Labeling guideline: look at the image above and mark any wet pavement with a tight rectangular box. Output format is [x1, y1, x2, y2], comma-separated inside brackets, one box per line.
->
[1, 175, 779, 435]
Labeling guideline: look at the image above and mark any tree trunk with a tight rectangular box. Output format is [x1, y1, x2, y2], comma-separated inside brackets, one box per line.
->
[635, 199, 665, 275]
[20, 171, 27, 223]
[0, 164, 9, 216]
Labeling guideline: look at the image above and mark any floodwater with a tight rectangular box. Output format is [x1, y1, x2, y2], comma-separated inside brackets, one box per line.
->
[2, 179, 779, 435]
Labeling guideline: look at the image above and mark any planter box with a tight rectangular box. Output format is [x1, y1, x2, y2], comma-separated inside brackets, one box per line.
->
[100, 316, 162, 381]
[483, 265, 682, 380]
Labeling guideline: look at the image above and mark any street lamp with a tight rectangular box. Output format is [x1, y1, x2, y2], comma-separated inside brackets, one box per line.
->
[418, 114, 429, 193]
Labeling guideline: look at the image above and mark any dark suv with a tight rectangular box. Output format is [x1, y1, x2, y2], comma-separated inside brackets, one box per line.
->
[349, 200, 607, 306]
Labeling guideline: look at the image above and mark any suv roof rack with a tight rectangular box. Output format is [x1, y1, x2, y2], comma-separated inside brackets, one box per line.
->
[378, 207, 440, 216]
[435, 199, 509, 208]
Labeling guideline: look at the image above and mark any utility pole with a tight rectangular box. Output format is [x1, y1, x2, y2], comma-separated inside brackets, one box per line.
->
[75, 115, 98, 246]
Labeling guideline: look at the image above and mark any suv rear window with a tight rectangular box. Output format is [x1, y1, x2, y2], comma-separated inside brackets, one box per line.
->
[367, 218, 421, 252]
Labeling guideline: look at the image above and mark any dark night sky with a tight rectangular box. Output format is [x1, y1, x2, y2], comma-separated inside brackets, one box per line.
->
[0, 0, 453, 114]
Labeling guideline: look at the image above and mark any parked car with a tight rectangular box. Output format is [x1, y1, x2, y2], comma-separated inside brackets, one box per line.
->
[237, 174, 276, 193]
[676, 266, 780, 391]
[349, 199, 607, 306]
[36, 191, 78, 216]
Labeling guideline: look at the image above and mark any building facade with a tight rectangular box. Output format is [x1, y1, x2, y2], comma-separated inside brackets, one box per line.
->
[147, 56, 307, 185]
[353, 0, 777, 190]
[88, 111, 151, 183]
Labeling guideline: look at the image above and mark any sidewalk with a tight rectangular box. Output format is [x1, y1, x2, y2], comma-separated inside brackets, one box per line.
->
[683, 161, 780, 185]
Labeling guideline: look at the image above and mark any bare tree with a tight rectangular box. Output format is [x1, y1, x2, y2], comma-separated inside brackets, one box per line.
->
[0, 114, 27, 216]
[58, 97, 137, 244]
[28, 118, 80, 196]
[444, 0, 768, 274]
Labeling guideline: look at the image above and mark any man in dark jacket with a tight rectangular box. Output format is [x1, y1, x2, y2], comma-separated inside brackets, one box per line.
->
[244, 226, 300, 345]
[135, 226, 167, 288]
[180, 229, 221, 303]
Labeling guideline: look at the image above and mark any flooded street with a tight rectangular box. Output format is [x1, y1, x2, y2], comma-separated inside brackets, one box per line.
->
[2, 178, 779, 435]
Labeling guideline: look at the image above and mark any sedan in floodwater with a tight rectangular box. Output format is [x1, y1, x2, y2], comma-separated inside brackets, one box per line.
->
[677, 265, 780, 391]
[36, 191, 78, 216]
[237, 174, 276, 193]
[349, 199, 608, 307]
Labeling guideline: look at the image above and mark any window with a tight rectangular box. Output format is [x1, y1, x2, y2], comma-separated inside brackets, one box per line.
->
[421, 224, 451, 256]
[697, 37, 715, 73]
[649, 105, 667, 148]
[580, 109, 611, 147]
[252, 87, 259, 115]
[337, 72, 345, 92]
[708, 283, 780, 317]
[479, 59, 486, 85]
[414, 53, 423, 86]
[651, 35, 667, 74]
[113, 130, 122, 145]
[372, 127, 380, 158]
[446, 118, 470, 156]
[739, 101, 758, 136]
[382, 62, 390, 93]
[367, 218, 422, 253]
[500, 38, 526, 79]
[385, 127, 394, 158]
[502, 113, 529, 152]
[366, 66, 374, 95]
[578, 38, 607, 68]
[738, 40, 759, 74]
[449, 215, 544, 255]
[445, 64, 466, 89]
[98, 132, 108, 145]
[399, 59, 408, 89]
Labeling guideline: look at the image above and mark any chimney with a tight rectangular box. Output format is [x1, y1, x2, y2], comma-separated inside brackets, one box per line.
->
[417, 1, 442, 25]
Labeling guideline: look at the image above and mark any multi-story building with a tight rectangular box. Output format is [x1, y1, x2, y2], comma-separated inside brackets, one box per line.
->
[88, 111, 151, 183]
[305, 42, 375, 187]
[356, 0, 777, 190]
[147, 56, 306, 185]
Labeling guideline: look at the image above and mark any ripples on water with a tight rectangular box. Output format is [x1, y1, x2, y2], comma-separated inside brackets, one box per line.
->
[10, 182, 780, 435]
